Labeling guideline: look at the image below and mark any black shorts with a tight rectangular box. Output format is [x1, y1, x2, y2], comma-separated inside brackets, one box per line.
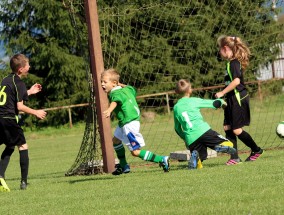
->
[188, 129, 228, 161]
[224, 91, 250, 129]
[0, 118, 26, 147]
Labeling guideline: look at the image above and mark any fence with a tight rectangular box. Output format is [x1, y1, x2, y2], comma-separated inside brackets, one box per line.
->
[37, 78, 283, 128]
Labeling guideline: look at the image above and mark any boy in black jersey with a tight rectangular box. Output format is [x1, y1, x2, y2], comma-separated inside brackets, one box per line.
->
[0, 54, 46, 191]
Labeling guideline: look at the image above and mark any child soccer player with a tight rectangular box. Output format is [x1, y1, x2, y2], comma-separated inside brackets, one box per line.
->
[0, 54, 47, 192]
[173, 79, 236, 169]
[101, 68, 169, 175]
[215, 35, 264, 165]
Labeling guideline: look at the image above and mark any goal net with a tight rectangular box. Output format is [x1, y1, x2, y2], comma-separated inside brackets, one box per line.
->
[66, 0, 284, 172]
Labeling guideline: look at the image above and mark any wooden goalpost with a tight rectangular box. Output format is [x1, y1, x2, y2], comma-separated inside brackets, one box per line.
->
[84, 0, 115, 173]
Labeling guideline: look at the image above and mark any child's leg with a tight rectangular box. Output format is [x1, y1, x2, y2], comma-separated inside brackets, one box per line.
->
[123, 121, 169, 172]
[132, 149, 169, 172]
[0, 146, 15, 178]
[19, 149, 29, 190]
[235, 129, 263, 161]
[225, 129, 239, 159]
[188, 142, 204, 169]
[113, 136, 128, 168]
[235, 129, 261, 152]
[134, 149, 163, 163]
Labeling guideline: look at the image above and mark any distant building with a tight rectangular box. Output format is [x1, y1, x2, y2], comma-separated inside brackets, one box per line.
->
[256, 43, 284, 80]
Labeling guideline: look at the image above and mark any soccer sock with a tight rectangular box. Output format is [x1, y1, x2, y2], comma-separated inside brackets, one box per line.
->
[225, 130, 239, 159]
[237, 130, 261, 152]
[0, 147, 15, 178]
[19, 150, 29, 183]
[138, 150, 163, 163]
[113, 143, 127, 167]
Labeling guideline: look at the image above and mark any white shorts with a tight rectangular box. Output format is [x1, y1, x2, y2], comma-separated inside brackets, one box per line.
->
[114, 121, 145, 151]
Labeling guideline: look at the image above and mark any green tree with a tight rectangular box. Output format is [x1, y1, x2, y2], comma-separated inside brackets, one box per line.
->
[0, 0, 283, 125]
[0, 0, 89, 126]
[98, 0, 283, 97]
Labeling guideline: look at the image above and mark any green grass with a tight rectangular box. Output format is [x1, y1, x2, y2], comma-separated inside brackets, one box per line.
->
[1, 94, 284, 214]
[1, 125, 284, 215]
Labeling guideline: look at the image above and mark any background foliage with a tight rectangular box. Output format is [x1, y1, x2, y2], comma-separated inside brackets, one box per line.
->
[0, 0, 283, 126]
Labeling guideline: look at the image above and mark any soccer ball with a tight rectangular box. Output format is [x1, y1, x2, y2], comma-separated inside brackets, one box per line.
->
[276, 121, 284, 138]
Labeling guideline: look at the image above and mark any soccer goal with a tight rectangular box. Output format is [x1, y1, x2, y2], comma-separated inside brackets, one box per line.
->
[65, 0, 284, 175]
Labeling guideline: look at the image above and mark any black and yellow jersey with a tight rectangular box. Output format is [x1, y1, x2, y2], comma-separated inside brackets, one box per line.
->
[0, 73, 28, 118]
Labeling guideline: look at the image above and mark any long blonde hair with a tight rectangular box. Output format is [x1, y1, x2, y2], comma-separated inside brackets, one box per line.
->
[217, 35, 251, 70]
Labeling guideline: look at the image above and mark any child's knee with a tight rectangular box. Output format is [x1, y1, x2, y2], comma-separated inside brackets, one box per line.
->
[112, 136, 121, 145]
[131, 149, 140, 157]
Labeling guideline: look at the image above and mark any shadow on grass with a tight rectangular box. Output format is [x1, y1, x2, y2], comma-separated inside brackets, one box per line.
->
[68, 176, 115, 184]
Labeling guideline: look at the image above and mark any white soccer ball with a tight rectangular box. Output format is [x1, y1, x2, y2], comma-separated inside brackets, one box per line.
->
[276, 121, 284, 138]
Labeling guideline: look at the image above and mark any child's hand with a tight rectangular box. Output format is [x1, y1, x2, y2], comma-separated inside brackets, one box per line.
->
[215, 91, 224, 98]
[35, 109, 47, 120]
[28, 83, 42, 95]
[103, 109, 111, 118]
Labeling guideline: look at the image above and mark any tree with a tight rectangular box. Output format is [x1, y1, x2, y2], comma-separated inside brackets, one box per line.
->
[98, 0, 284, 97]
[0, 0, 89, 126]
[0, 0, 283, 125]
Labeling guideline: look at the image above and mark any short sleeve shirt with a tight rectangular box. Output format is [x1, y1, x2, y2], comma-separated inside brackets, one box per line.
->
[109, 85, 140, 127]
[0, 73, 28, 118]
[224, 59, 246, 98]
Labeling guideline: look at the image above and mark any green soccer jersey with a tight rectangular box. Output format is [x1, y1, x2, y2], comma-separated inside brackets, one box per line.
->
[109, 85, 140, 127]
[173, 97, 217, 146]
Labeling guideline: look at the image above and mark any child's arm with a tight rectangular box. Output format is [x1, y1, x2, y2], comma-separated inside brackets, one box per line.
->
[103, 101, 117, 118]
[17, 101, 46, 119]
[213, 99, 227, 109]
[196, 98, 227, 109]
[215, 78, 240, 98]
[174, 117, 185, 140]
[27, 83, 42, 96]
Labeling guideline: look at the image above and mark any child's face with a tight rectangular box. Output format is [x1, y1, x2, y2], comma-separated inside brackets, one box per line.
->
[219, 46, 233, 60]
[101, 74, 117, 93]
[18, 62, 30, 77]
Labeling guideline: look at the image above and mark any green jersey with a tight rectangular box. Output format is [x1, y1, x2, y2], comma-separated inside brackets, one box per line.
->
[109, 85, 140, 127]
[173, 97, 217, 146]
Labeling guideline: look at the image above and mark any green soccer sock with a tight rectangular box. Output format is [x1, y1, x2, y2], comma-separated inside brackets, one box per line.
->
[138, 150, 163, 163]
[113, 143, 127, 167]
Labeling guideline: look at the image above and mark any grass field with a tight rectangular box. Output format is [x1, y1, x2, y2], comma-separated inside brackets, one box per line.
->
[1, 123, 284, 215]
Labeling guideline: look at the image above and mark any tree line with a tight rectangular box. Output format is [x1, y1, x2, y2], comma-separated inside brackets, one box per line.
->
[0, 0, 283, 127]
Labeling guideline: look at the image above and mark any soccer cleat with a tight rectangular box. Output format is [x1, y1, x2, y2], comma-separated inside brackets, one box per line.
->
[226, 158, 242, 165]
[245, 149, 264, 162]
[20, 180, 28, 190]
[112, 164, 130, 175]
[159, 156, 170, 172]
[0, 178, 10, 192]
[188, 150, 199, 170]
[122, 164, 131, 174]
[215, 141, 236, 154]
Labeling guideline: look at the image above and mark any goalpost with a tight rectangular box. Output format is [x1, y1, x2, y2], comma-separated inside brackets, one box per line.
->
[66, 0, 284, 175]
